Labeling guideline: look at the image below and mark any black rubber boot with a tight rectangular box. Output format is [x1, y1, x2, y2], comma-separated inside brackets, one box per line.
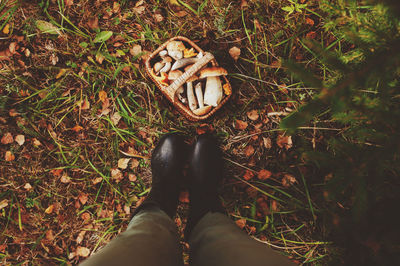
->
[133, 133, 187, 218]
[185, 134, 225, 238]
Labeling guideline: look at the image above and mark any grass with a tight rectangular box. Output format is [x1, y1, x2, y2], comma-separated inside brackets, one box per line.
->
[0, 0, 350, 264]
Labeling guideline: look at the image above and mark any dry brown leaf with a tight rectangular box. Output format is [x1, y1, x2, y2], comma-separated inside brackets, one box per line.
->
[271, 200, 279, 212]
[282, 174, 297, 187]
[235, 119, 248, 130]
[33, 138, 42, 146]
[305, 17, 315, 26]
[15, 135, 25, 145]
[76, 246, 90, 257]
[111, 168, 123, 182]
[244, 145, 255, 157]
[45, 204, 54, 214]
[81, 212, 91, 221]
[9, 109, 18, 117]
[243, 170, 254, 181]
[98, 90, 107, 103]
[2, 24, 10, 34]
[113, 1, 120, 13]
[76, 231, 86, 244]
[128, 174, 137, 182]
[235, 218, 246, 229]
[5, 151, 15, 161]
[9, 42, 17, 54]
[240, 0, 249, 9]
[130, 159, 140, 169]
[87, 17, 99, 30]
[263, 137, 272, 149]
[276, 135, 293, 150]
[124, 204, 131, 215]
[60, 174, 71, 183]
[153, 13, 164, 23]
[92, 177, 103, 185]
[95, 53, 105, 64]
[306, 31, 317, 39]
[258, 169, 272, 180]
[0, 199, 8, 210]
[64, 0, 73, 7]
[118, 158, 130, 169]
[50, 169, 63, 177]
[24, 183, 32, 190]
[72, 125, 83, 132]
[130, 44, 142, 57]
[46, 229, 55, 241]
[111, 112, 122, 125]
[246, 110, 259, 121]
[229, 46, 241, 61]
[1, 133, 13, 144]
[78, 193, 88, 205]
[175, 10, 187, 17]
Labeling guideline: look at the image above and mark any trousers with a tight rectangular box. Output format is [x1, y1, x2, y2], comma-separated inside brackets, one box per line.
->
[81, 207, 294, 266]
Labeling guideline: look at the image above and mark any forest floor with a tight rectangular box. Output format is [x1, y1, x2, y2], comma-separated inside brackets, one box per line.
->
[0, 0, 340, 264]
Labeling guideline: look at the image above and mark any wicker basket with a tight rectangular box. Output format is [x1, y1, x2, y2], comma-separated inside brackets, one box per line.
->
[145, 36, 232, 121]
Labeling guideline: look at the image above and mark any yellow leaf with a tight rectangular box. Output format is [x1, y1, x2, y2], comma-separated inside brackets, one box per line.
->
[56, 68, 68, 79]
[98, 90, 107, 103]
[2, 24, 10, 34]
[45, 204, 54, 214]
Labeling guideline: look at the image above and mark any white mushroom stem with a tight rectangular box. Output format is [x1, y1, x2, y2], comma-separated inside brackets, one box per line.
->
[154, 61, 165, 74]
[195, 82, 204, 108]
[177, 87, 186, 103]
[193, 105, 212, 116]
[159, 61, 171, 73]
[203, 76, 223, 107]
[171, 57, 198, 71]
[187, 81, 197, 111]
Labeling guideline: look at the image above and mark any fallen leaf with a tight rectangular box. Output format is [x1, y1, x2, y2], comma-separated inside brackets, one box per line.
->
[60, 174, 71, 183]
[133, 0, 146, 15]
[64, 0, 73, 7]
[92, 177, 103, 185]
[153, 13, 164, 23]
[271, 200, 279, 212]
[305, 17, 314, 26]
[111, 168, 123, 182]
[15, 135, 25, 145]
[130, 159, 140, 169]
[118, 158, 131, 169]
[246, 110, 259, 121]
[235, 218, 246, 229]
[244, 145, 255, 157]
[5, 151, 15, 161]
[95, 53, 105, 64]
[9, 109, 18, 117]
[128, 174, 137, 182]
[33, 138, 42, 146]
[56, 68, 67, 79]
[282, 174, 297, 187]
[0, 199, 8, 210]
[306, 31, 317, 39]
[2, 24, 10, 34]
[240, 0, 249, 9]
[46, 229, 55, 241]
[78, 194, 88, 205]
[98, 90, 107, 103]
[1, 133, 13, 144]
[24, 48, 31, 57]
[24, 183, 32, 190]
[9, 42, 17, 54]
[175, 10, 187, 17]
[76, 246, 90, 257]
[258, 169, 272, 180]
[243, 170, 254, 181]
[50, 169, 63, 177]
[113, 1, 120, 13]
[129, 44, 142, 57]
[235, 119, 248, 130]
[78, 99, 90, 110]
[124, 204, 131, 214]
[76, 231, 86, 244]
[263, 137, 272, 149]
[229, 46, 241, 61]
[45, 204, 54, 214]
[81, 212, 91, 221]
[36, 20, 61, 35]
[111, 112, 122, 125]
[87, 17, 99, 30]
[276, 135, 293, 150]
[72, 125, 83, 132]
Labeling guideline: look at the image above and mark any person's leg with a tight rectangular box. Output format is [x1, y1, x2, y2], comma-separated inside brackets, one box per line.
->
[80, 206, 183, 266]
[81, 133, 187, 266]
[189, 212, 294, 266]
[186, 134, 294, 266]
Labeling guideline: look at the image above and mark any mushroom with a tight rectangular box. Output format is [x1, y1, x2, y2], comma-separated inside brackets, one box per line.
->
[154, 61, 165, 74]
[166, 41, 185, 60]
[194, 82, 204, 108]
[199, 67, 228, 107]
[171, 57, 198, 71]
[203, 76, 223, 107]
[193, 105, 212, 116]
[159, 50, 168, 58]
[186, 75, 198, 111]
[168, 70, 186, 104]
[159, 56, 172, 73]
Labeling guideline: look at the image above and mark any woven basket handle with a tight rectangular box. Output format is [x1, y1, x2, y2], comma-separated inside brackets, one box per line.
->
[164, 52, 214, 102]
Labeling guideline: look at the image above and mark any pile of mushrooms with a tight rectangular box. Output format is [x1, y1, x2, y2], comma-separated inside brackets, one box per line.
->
[150, 40, 231, 116]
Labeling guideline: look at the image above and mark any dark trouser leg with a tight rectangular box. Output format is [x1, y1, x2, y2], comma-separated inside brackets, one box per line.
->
[80, 207, 183, 266]
[189, 212, 295, 266]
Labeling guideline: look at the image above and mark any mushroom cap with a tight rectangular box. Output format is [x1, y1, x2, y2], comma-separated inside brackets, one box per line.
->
[167, 41, 186, 52]
[162, 56, 173, 63]
[199, 67, 228, 79]
[186, 74, 199, 83]
[159, 50, 168, 57]
[184, 64, 194, 72]
[168, 70, 183, 80]
[193, 105, 212, 116]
